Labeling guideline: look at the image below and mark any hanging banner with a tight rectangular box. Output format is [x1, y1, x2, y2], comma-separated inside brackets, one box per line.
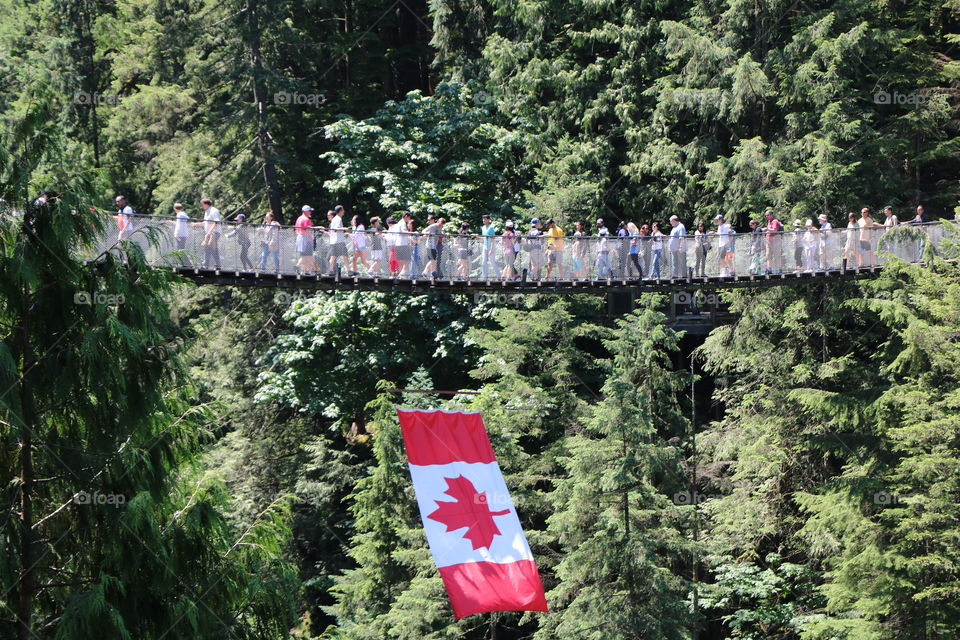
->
[396, 408, 548, 619]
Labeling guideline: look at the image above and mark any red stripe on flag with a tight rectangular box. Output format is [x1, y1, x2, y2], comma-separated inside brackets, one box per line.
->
[438, 560, 548, 619]
[397, 409, 496, 465]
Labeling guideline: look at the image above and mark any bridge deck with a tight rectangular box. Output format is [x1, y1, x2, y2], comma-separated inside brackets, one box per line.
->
[176, 264, 880, 294]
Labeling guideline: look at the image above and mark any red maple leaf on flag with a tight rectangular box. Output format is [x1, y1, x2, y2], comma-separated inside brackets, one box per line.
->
[428, 475, 511, 550]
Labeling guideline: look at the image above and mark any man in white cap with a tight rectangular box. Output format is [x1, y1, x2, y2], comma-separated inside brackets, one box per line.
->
[595, 218, 611, 278]
[668, 215, 687, 278]
[714, 214, 734, 276]
[817, 214, 832, 269]
[295, 205, 319, 274]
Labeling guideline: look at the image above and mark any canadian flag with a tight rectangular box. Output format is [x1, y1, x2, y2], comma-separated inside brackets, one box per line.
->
[397, 408, 548, 619]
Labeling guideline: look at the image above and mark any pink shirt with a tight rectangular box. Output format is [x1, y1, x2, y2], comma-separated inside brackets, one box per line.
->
[295, 214, 312, 235]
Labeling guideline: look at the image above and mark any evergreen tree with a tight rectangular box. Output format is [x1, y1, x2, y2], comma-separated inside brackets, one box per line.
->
[537, 297, 693, 640]
[0, 105, 296, 639]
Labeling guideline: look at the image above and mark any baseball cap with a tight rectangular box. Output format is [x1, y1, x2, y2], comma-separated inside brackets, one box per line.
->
[714, 214, 723, 221]
[805, 219, 813, 226]
[765, 209, 775, 216]
[793, 219, 802, 227]
[505, 220, 514, 228]
[235, 213, 246, 220]
[530, 218, 540, 225]
[596, 218, 604, 225]
[301, 205, 313, 212]
[818, 214, 828, 221]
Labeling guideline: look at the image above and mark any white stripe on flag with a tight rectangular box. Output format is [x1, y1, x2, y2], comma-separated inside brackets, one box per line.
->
[408, 461, 534, 569]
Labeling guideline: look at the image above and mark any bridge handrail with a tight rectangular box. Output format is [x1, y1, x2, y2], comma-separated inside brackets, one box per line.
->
[95, 213, 951, 283]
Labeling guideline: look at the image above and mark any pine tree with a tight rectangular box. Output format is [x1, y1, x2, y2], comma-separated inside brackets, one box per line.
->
[536, 296, 693, 640]
[0, 103, 297, 639]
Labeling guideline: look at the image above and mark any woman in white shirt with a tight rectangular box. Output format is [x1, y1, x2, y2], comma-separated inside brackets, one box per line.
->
[651, 222, 664, 279]
[350, 215, 369, 276]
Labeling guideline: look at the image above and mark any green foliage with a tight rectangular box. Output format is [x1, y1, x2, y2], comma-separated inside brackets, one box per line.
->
[0, 113, 297, 638]
[322, 82, 527, 223]
[537, 298, 693, 640]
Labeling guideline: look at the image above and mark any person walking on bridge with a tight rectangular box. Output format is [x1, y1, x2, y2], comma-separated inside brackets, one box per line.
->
[792, 219, 804, 272]
[502, 220, 518, 280]
[295, 205, 319, 274]
[571, 221, 587, 279]
[525, 219, 544, 280]
[651, 222, 665, 278]
[545, 218, 565, 280]
[258, 210, 280, 271]
[763, 210, 783, 274]
[481, 214, 498, 278]
[349, 215, 369, 276]
[115, 195, 136, 242]
[421, 215, 442, 278]
[368, 217, 385, 275]
[456, 221, 473, 279]
[200, 198, 222, 270]
[227, 213, 254, 270]
[858, 207, 882, 268]
[715, 215, 734, 276]
[817, 214, 833, 269]
[596, 219, 612, 278]
[171, 202, 191, 266]
[693, 221, 709, 277]
[668, 215, 687, 278]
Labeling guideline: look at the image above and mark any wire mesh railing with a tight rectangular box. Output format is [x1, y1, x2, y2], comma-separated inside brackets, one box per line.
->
[94, 215, 948, 283]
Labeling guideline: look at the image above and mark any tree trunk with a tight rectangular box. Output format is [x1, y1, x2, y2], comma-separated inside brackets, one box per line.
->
[16, 297, 36, 640]
[246, 0, 284, 222]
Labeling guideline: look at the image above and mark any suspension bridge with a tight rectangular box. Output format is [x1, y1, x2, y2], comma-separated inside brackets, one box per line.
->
[101, 215, 948, 295]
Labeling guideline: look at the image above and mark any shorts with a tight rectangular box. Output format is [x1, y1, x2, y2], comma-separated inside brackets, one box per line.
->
[429, 248, 438, 260]
[548, 251, 562, 264]
[330, 242, 347, 257]
[725, 246, 734, 255]
[458, 249, 472, 260]
[395, 245, 411, 261]
[296, 235, 311, 256]
[860, 240, 871, 251]
[372, 250, 384, 261]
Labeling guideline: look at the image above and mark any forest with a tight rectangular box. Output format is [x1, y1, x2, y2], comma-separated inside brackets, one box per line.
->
[1, 0, 959, 638]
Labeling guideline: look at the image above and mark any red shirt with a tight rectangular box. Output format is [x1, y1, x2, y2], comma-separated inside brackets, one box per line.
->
[766, 218, 782, 236]
[295, 213, 313, 235]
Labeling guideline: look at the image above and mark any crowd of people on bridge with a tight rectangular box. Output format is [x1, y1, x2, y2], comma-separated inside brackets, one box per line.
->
[110, 194, 935, 280]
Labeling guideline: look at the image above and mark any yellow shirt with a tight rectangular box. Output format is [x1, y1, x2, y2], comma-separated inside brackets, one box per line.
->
[546, 226, 564, 251]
